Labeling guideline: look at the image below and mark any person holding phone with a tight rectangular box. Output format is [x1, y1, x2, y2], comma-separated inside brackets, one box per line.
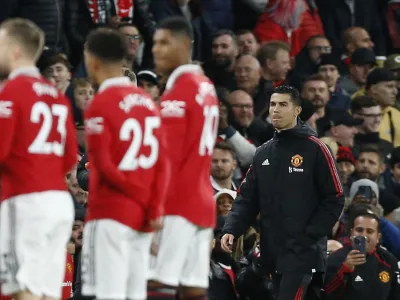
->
[324, 210, 400, 300]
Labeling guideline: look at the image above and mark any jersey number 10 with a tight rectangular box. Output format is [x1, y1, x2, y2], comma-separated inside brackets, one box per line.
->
[199, 105, 219, 156]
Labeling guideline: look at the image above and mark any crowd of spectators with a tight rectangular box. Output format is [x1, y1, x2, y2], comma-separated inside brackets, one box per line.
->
[1, 0, 400, 299]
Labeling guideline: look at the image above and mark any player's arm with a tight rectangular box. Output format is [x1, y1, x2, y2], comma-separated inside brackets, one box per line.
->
[222, 155, 260, 238]
[305, 140, 345, 239]
[85, 104, 142, 202]
[63, 101, 79, 174]
[0, 91, 17, 164]
[147, 129, 171, 222]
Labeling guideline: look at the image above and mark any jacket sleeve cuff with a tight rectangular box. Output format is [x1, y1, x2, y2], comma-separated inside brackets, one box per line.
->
[224, 126, 237, 139]
[341, 263, 354, 273]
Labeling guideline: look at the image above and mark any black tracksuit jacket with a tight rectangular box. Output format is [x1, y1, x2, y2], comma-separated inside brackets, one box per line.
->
[324, 243, 400, 300]
[222, 120, 345, 274]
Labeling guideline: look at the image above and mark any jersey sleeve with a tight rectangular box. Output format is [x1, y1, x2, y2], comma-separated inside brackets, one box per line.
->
[63, 98, 79, 174]
[0, 88, 17, 164]
[85, 100, 143, 204]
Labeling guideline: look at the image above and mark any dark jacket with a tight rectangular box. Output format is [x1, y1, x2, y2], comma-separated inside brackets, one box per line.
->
[0, 0, 68, 53]
[149, 0, 216, 63]
[222, 120, 345, 273]
[201, 0, 234, 30]
[324, 242, 400, 300]
[316, 0, 386, 56]
[77, 153, 89, 192]
[230, 118, 274, 147]
[208, 260, 238, 300]
[354, 132, 393, 158]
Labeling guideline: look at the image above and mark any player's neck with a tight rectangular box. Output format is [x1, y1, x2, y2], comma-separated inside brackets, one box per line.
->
[10, 59, 36, 73]
[96, 69, 125, 87]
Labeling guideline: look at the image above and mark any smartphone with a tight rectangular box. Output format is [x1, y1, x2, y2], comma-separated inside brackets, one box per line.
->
[352, 236, 367, 255]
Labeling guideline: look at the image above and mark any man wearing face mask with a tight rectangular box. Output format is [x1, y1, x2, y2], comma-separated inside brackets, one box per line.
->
[324, 210, 400, 300]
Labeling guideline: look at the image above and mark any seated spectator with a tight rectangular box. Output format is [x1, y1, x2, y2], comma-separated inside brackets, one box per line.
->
[380, 147, 400, 214]
[384, 54, 400, 110]
[215, 189, 237, 217]
[72, 78, 94, 113]
[137, 70, 160, 103]
[41, 53, 72, 94]
[318, 54, 351, 111]
[336, 146, 356, 196]
[341, 48, 376, 96]
[236, 29, 259, 56]
[204, 30, 238, 91]
[118, 23, 142, 72]
[290, 34, 331, 83]
[351, 96, 393, 157]
[318, 110, 362, 149]
[227, 90, 273, 145]
[324, 210, 400, 300]
[211, 142, 238, 193]
[254, 0, 324, 57]
[364, 68, 400, 147]
[300, 74, 330, 133]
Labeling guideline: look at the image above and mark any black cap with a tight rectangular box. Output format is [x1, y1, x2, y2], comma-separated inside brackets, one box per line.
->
[299, 98, 315, 122]
[137, 70, 158, 85]
[325, 109, 363, 129]
[75, 208, 86, 221]
[366, 68, 395, 90]
[351, 48, 376, 65]
[389, 146, 400, 168]
[318, 54, 341, 69]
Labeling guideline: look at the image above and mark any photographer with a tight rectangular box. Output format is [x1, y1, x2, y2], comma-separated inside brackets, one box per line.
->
[324, 210, 400, 300]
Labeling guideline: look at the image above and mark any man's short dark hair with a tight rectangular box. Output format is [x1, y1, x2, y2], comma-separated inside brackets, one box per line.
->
[86, 28, 128, 62]
[212, 30, 237, 46]
[214, 141, 237, 161]
[351, 96, 379, 114]
[348, 209, 381, 233]
[301, 74, 328, 91]
[256, 41, 290, 67]
[157, 16, 193, 41]
[359, 144, 385, 164]
[272, 85, 302, 106]
[235, 29, 258, 42]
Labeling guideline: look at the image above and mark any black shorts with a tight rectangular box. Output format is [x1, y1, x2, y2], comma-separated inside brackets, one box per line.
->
[273, 272, 324, 300]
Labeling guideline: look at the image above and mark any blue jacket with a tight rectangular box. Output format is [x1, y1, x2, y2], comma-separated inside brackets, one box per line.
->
[201, 0, 234, 30]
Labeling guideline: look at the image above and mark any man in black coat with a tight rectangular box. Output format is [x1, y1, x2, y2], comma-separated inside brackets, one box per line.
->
[221, 86, 345, 300]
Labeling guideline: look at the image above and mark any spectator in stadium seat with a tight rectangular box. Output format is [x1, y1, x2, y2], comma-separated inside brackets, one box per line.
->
[137, 70, 160, 103]
[215, 189, 237, 217]
[324, 210, 400, 300]
[234, 54, 273, 119]
[254, 0, 324, 57]
[211, 142, 238, 193]
[118, 23, 142, 72]
[384, 54, 400, 110]
[351, 96, 393, 157]
[42, 53, 72, 95]
[336, 146, 356, 196]
[318, 54, 352, 111]
[204, 30, 238, 91]
[227, 90, 274, 146]
[341, 48, 376, 96]
[236, 30, 259, 56]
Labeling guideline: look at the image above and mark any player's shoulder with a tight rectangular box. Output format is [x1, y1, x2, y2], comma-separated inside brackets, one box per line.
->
[165, 64, 213, 94]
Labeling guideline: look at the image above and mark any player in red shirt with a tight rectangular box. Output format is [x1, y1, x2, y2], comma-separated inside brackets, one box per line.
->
[80, 28, 170, 300]
[148, 17, 219, 300]
[0, 19, 77, 300]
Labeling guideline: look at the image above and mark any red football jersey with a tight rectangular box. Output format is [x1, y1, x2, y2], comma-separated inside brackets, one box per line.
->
[85, 77, 170, 231]
[160, 65, 219, 228]
[62, 251, 74, 299]
[0, 67, 77, 200]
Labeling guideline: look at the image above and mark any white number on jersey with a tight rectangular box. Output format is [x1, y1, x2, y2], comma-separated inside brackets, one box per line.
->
[28, 101, 68, 156]
[199, 105, 219, 156]
[118, 116, 161, 170]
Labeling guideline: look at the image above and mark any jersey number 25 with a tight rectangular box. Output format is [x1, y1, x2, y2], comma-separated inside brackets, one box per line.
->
[118, 116, 160, 171]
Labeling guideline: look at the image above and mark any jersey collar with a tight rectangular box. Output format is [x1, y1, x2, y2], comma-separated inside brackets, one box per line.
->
[8, 66, 41, 80]
[98, 77, 132, 92]
[165, 64, 203, 91]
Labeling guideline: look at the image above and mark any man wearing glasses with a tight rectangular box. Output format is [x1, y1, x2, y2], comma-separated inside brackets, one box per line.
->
[351, 95, 393, 157]
[118, 23, 142, 72]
